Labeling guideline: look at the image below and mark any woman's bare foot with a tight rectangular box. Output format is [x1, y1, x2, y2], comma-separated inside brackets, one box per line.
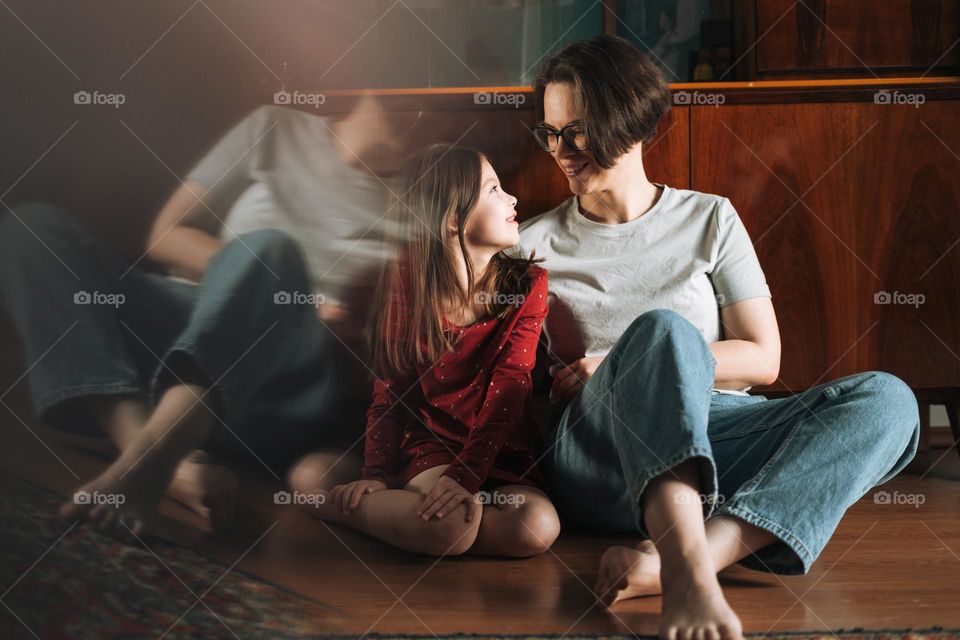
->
[595, 540, 663, 606]
[659, 556, 743, 640]
[61, 384, 223, 536]
[166, 451, 239, 532]
[60, 433, 180, 536]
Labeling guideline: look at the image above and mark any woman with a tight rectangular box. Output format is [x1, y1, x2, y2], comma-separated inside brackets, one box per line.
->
[515, 35, 919, 640]
[0, 97, 406, 535]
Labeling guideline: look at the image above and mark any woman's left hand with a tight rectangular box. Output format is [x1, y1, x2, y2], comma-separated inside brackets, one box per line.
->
[417, 476, 479, 522]
[550, 356, 604, 404]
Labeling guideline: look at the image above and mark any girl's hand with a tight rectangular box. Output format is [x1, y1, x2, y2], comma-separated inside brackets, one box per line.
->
[417, 476, 480, 522]
[550, 356, 604, 403]
[331, 479, 388, 513]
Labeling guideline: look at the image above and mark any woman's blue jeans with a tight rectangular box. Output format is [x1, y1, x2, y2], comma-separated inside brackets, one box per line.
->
[542, 309, 920, 575]
[0, 202, 370, 470]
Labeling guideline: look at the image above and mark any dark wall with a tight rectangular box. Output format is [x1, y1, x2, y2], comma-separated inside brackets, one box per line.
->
[0, 0, 436, 254]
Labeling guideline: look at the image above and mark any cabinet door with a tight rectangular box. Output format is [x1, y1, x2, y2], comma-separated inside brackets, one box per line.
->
[754, 0, 960, 78]
[692, 100, 960, 390]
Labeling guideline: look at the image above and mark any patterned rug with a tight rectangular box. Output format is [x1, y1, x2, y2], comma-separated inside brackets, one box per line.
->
[327, 632, 960, 639]
[0, 470, 335, 639]
[257, 631, 960, 639]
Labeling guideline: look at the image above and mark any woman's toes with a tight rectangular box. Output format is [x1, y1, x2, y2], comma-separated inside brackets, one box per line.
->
[95, 506, 117, 532]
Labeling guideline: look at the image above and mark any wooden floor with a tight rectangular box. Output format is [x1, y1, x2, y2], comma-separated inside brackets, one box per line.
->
[1, 410, 958, 637]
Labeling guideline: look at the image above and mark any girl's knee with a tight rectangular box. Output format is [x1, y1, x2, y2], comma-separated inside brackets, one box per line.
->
[287, 450, 359, 494]
[414, 510, 482, 556]
[503, 499, 561, 557]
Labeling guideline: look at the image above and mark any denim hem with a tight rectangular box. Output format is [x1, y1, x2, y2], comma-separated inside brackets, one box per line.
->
[152, 341, 222, 402]
[713, 504, 813, 575]
[36, 383, 146, 416]
[152, 340, 230, 437]
[630, 445, 718, 537]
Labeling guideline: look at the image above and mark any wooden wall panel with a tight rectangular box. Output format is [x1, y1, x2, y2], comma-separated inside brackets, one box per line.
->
[692, 100, 960, 390]
[755, 0, 960, 78]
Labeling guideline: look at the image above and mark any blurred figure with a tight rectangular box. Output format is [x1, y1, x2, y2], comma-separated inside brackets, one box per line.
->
[0, 93, 413, 535]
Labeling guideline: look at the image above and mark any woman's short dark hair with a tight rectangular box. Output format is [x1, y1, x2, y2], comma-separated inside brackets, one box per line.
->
[534, 35, 671, 169]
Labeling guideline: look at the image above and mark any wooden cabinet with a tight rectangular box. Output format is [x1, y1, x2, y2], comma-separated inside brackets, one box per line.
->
[690, 95, 960, 390]
[749, 0, 960, 78]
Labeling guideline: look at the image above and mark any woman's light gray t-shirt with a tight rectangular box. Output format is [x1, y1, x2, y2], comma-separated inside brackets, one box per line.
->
[186, 105, 397, 311]
[513, 185, 771, 393]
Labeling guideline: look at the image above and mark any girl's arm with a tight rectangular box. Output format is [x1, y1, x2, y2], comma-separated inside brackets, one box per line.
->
[360, 374, 416, 487]
[441, 270, 549, 494]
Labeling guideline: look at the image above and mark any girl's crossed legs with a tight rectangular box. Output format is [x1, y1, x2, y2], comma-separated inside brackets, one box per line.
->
[288, 453, 560, 558]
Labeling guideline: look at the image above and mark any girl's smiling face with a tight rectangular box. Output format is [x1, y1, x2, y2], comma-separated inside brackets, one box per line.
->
[461, 158, 519, 252]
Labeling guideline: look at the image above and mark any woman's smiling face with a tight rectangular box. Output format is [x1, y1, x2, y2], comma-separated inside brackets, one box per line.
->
[542, 82, 604, 196]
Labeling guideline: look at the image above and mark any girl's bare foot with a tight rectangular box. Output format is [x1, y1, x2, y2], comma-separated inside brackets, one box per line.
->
[166, 451, 239, 532]
[595, 539, 663, 606]
[659, 557, 743, 640]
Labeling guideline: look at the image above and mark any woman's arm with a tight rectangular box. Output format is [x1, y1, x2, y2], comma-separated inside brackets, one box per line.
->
[145, 180, 224, 281]
[710, 297, 781, 389]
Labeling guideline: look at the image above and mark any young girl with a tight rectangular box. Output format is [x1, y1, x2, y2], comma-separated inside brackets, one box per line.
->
[289, 144, 560, 558]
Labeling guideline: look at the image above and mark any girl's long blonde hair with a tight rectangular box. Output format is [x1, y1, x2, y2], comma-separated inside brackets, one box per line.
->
[368, 144, 539, 377]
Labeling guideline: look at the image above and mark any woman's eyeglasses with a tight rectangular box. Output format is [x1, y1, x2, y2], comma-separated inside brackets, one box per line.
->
[530, 123, 589, 153]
